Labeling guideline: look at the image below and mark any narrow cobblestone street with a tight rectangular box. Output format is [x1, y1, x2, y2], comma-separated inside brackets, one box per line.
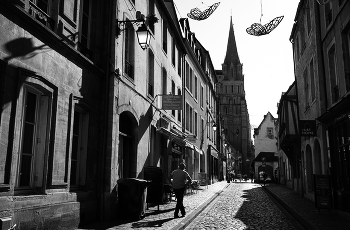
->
[185, 183, 298, 230]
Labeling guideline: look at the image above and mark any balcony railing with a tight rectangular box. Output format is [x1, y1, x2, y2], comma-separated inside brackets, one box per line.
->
[28, 1, 54, 30]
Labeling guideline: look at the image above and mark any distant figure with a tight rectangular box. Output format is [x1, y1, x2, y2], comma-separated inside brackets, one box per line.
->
[169, 162, 192, 218]
[250, 171, 254, 183]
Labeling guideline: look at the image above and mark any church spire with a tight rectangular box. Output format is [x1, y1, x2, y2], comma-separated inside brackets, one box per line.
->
[224, 16, 240, 66]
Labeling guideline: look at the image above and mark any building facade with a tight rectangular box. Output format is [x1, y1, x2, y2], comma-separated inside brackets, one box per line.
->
[252, 112, 278, 181]
[287, 0, 350, 213]
[0, 0, 114, 228]
[316, 0, 350, 212]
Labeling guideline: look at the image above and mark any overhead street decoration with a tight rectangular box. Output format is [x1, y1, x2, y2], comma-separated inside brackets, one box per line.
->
[187, 2, 220, 21]
[246, 16, 284, 36]
[246, 0, 284, 36]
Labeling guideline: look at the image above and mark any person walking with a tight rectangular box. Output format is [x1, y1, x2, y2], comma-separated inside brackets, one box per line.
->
[169, 162, 192, 218]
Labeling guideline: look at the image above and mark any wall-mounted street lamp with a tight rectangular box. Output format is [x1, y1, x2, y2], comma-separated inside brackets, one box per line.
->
[116, 11, 158, 50]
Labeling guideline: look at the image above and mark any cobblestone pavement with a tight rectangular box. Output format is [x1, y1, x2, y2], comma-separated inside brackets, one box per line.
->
[184, 183, 298, 230]
[77, 181, 228, 230]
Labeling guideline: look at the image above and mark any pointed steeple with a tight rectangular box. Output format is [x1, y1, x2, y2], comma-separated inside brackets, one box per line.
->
[224, 16, 240, 66]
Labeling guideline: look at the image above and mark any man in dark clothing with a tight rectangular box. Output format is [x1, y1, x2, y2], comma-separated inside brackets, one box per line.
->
[169, 162, 192, 218]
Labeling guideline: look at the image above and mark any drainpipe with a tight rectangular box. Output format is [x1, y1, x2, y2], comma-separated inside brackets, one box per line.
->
[100, 0, 117, 221]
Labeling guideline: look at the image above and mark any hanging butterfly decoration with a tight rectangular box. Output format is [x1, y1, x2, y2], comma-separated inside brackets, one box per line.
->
[187, 2, 220, 21]
[246, 16, 284, 36]
[246, 0, 284, 36]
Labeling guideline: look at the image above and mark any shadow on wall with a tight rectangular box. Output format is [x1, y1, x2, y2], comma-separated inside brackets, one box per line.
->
[2, 37, 50, 62]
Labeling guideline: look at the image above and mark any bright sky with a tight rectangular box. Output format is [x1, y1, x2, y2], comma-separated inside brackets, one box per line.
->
[173, 0, 300, 129]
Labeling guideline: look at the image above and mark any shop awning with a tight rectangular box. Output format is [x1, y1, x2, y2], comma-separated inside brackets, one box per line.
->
[158, 127, 186, 146]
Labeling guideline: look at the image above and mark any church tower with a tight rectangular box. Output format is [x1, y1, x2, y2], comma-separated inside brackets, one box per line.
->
[216, 17, 252, 175]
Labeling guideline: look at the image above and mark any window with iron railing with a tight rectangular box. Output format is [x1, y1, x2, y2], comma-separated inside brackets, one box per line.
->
[18, 0, 55, 30]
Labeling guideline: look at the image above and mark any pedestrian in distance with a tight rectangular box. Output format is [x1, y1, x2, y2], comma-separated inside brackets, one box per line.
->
[169, 162, 192, 218]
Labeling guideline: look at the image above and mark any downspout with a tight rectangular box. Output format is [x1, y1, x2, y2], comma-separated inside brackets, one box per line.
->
[100, 0, 117, 221]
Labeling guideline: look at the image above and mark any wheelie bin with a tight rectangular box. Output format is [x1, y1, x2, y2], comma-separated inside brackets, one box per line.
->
[117, 178, 148, 219]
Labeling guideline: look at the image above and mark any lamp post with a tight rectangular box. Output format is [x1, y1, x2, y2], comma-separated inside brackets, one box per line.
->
[116, 11, 158, 50]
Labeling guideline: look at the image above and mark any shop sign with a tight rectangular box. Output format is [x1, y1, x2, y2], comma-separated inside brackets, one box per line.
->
[162, 95, 182, 110]
[299, 120, 317, 136]
[313, 174, 332, 210]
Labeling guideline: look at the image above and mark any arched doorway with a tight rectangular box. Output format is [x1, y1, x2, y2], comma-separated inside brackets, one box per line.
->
[305, 145, 313, 193]
[119, 111, 138, 179]
[314, 139, 322, 174]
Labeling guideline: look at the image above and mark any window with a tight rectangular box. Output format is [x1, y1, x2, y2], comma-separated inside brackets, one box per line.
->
[328, 44, 339, 102]
[189, 106, 193, 133]
[124, 19, 135, 79]
[162, 19, 167, 53]
[70, 107, 89, 188]
[17, 86, 51, 190]
[300, 25, 306, 54]
[342, 25, 350, 92]
[162, 68, 167, 95]
[148, 51, 154, 97]
[303, 68, 309, 107]
[148, 0, 155, 33]
[172, 80, 176, 116]
[194, 111, 198, 137]
[189, 68, 193, 94]
[310, 58, 316, 101]
[185, 103, 193, 132]
[194, 75, 198, 100]
[172, 36, 175, 66]
[267, 127, 274, 138]
[178, 49, 182, 76]
[77, 0, 92, 58]
[306, 0, 311, 35]
[178, 88, 182, 122]
[201, 117, 204, 139]
[295, 34, 300, 61]
[325, 2, 333, 28]
[185, 62, 190, 89]
[200, 85, 204, 108]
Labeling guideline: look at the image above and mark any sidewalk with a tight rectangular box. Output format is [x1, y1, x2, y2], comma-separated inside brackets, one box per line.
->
[77, 181, 228, 230]
[263, 183, 350, 230]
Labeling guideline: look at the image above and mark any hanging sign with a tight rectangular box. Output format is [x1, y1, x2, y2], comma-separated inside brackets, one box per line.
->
[299, 120, 317, 136]
[162, 95, 182, 110]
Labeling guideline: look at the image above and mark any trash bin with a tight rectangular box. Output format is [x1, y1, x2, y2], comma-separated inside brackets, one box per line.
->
[117, 178, 148, 219]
